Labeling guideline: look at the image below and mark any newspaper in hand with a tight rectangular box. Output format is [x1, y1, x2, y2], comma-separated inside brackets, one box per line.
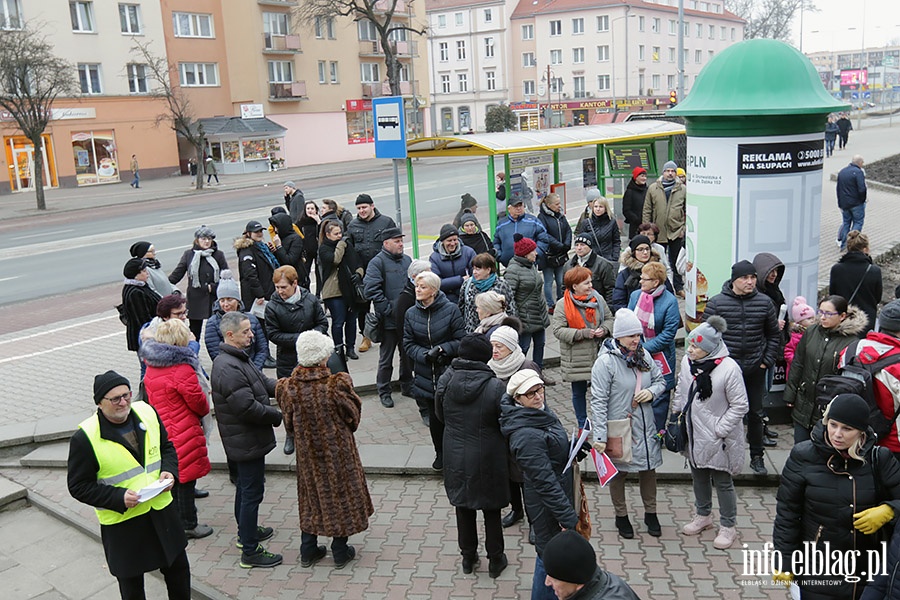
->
[136, 478, 174, 503]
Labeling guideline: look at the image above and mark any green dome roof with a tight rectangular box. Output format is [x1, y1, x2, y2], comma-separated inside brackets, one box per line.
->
[669, 39, 847, 117]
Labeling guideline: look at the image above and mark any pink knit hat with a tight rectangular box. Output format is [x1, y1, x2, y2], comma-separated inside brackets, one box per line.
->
[791, 296, 815, 322]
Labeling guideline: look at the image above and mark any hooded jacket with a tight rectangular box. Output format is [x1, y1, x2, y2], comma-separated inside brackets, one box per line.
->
[537, 203, 572, 269]
[429, 239, 475, 304]
[364, 248, 412, 330]
[611, 247, 671, 312]
[671, 345, 749, 475]
[505, 255, 551, 334]
[435, 358, 510, 510]
[622, 178, 648, 228]
[499, 396, 577, 556]
[753, 252, 788, 345]
[204, 303, 268, 370]
[784, 306, 868, 430]
[590, 339, 666, 472]
[264, 287, 328, 378]
[830, 251, 882, 333]
[641, 176, 686, 244]
[457, 215, 494, 257]
[234, 236, 277, 311]
[347, 208, 397, 267]
[702, 280, 780, 372]
[318, 236, 364, 302]
[575, 211, 621, 263]
[774, 421, 900, 599]
[402, 292, 466, 400]
[270, 212, 308, 284]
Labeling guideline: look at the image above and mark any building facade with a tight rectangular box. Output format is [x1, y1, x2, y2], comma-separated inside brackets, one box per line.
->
[807, 45, 900, 100]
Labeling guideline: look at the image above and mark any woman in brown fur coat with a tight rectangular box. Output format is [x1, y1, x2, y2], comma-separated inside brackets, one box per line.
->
[275, 330, 373, 569]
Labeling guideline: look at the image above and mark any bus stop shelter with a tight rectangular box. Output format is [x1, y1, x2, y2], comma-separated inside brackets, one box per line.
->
[403, 120, 685, 257]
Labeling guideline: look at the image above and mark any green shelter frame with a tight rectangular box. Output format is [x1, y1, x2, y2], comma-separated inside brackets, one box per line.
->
[403, 120, 685, 258]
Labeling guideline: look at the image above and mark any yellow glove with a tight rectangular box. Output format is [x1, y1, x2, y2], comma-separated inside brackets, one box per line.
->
[594, 442, 606, 454]
[854, 504, 895, 535]
[772, 570, 793, 585]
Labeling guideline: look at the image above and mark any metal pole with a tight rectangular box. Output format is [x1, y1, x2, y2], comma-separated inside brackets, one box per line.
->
[487, 158, 497, 235]
[611, 23, 617, 116]
[677, 0, 685, 102]
[405, 157, 419, 258]
[597, 144, 606, 195]
[624, 7, 630, 101]
[393, 158, 402, 229]
[857, 7, 866, 131]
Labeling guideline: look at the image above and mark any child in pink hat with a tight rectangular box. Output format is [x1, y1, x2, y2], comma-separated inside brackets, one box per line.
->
[784, 297, 816, 377]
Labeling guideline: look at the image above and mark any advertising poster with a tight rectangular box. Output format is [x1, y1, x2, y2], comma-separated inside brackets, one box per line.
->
[582, 157, 597, 188]
[533, 165, 550, 202]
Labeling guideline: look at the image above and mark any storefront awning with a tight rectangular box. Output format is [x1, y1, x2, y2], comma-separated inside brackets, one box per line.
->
[194, 117, 287, 138]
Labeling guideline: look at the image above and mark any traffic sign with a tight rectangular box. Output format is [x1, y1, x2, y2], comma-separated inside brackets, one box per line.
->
[373, 96, 407, 159]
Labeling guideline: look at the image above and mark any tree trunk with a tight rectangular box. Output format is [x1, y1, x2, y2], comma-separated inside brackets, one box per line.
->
[31, 135, 46, 210]
[194, 144, 204, 190]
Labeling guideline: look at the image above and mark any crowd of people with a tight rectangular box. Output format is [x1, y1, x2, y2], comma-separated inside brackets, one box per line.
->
[71, 167, 900, 599]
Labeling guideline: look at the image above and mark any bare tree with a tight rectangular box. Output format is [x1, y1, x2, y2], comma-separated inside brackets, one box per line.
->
[295, 0, 426, 96]
[0, 24, 75, 210]
[131, 40, 206, 190]
[726, 0, 817, 42]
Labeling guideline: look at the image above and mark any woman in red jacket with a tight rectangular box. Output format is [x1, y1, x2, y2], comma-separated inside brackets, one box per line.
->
[140, 318, 213, 539]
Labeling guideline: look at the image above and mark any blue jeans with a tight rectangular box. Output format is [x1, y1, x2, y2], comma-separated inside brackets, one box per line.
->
[543, 265, 565, 308]
[531, 555, 557, 600]
[571, 380, 588, 428]
[234, 457, 266, 552]
[838, 204, 865, 248]
[825, 137, 836, 156]
[131, 172, 140, 188]
[324, 297, 357, 349]
[519, 329, 546, 369]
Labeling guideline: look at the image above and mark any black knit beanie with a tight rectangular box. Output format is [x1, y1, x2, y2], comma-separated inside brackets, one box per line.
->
[93, 371, 131, 404]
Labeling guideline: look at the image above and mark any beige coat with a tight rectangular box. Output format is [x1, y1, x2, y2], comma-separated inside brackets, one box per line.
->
[551, 292, 615, 382]
[641, 177, 686, 243]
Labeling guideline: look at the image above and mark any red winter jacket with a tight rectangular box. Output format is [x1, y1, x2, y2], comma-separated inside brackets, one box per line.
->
[839, 332, 900, 453]
[143, 360, 211, 483]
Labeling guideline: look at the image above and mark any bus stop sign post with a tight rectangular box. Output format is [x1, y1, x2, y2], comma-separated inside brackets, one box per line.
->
[373, 96, 407, 229]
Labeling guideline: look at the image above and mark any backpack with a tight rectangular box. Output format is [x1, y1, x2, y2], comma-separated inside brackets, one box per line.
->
[815, 340, 900, 440]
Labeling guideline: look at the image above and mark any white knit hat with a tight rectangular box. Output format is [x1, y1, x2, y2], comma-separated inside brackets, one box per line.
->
[612, 308, 642, 338]
[490, 326, 519, 352]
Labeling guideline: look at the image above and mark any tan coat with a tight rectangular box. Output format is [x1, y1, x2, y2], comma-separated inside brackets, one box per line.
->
[551, 292, 615, 382]
[276, 366, 373, 537]
[641, 177, 686, 243]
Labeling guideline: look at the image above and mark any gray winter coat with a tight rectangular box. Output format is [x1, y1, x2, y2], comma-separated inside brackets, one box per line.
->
[671, 346, 749, 475]
[363, 249, 412, 330]
[590, 339, 665, 472]
[551, 292, 614, 382]
[505, 256, 550, 334]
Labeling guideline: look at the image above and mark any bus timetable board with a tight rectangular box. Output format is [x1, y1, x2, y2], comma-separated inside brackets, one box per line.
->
[605, 143, 656, 176]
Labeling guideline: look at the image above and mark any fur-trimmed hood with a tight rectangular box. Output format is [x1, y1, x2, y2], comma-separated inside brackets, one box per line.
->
[233, 235, 254, 251]
[619, 246, 664, 271]
[139, 338, 199, 368]
[830, 304, 869, 336]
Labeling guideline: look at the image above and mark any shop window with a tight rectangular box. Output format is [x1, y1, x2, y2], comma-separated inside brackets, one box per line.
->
[458, 106, 470, 131]
[71, 130, 118, 186]
[441, 108, 453, 132]
[346, 102, 374, 144]
[242, 139, 271, 162]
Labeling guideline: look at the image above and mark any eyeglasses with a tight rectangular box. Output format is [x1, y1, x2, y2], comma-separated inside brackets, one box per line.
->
[519, 386, 545, 400]
[817, 310, 839, 318]
[170, 308, 188, 318]
[104, 391, 132, 405]
[634, 246, 651, 253]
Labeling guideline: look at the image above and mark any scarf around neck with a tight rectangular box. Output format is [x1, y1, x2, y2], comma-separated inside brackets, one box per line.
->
[613, 338, 651, 371]
[689, 357, 723, 401]
[489, 347, 527, 380]
[475, 311, 508, 334]
[563, 289, 602, 329]
[255, 241, 280, 270]
[473, 273, 497, 293]
[635, 285, 664, 338]
[189, 248, 220, 288]
[284, 287, 303, 305]
[662, 178, 676, 199]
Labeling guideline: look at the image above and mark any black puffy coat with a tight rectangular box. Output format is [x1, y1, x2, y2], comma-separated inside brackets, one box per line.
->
[499, 396, 577, 556]
[505, 256, 551, 334]
[168, 243, 229, 320]
[210, 343, 282, 461]
[234, 236, 277, 311]
[703, 281, 780, 372]
[264, 287, 329, 378]
[363, 249, 412, 330]
[774, 421, 900, 599]
[537, 204, 572, 270]
[270, 212, 309, 286]
[575, 212, 621, 263]
[435, 359, 510, 510]
[830, 251, 883, 334]
[621, 178, 647, 238]
[861, 523, 900, 600]
[347, 209, 397, 267]
[402, 292, 466, 400]
[122, 282, 161, 351]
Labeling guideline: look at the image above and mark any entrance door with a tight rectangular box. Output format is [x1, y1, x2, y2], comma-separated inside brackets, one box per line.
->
[11, 146, 33, 191]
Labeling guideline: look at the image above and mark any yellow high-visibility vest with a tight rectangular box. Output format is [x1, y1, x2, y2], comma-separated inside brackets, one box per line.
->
[79, 401, 172, 525]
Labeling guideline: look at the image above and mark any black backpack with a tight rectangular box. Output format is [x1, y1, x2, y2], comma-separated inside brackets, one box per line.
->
[815, 340, 900, 440]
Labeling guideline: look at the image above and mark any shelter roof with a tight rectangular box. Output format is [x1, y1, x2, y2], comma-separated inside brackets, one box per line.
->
[196, 117, 287, 138]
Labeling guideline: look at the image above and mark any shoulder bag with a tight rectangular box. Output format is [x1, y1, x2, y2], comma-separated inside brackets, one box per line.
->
[606, 369, 639, 462]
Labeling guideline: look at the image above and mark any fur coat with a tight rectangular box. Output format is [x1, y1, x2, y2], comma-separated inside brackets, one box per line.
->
[275, 366, 373, 537]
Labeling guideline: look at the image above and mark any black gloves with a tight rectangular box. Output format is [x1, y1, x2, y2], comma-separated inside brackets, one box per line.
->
[426, 346, 446, 366]
[575, 440, 593, 462]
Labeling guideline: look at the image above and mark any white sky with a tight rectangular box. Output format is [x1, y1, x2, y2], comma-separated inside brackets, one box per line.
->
[793, 0, 900, 54]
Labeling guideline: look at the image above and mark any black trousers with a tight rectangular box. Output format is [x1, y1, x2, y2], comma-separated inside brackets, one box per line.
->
[743, 367, 767, 458]
[666, 237, 684, 292]
[188, 319, 203, 343]
[376, 327, 412, 398]
[419, 392, 444, 455]
[117, 549, 191, 600]
[456, 507, 504, 560]
[172, 480, 197, 530]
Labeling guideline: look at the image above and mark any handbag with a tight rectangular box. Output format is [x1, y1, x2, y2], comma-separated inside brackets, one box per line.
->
[364, 311, 384, 344]
[665, 389, 695, 453]
[572, 462, 591, 540]
[342, 265, 367, 305]
[606, 418, 633, 462]
[115, 304, 128, 326]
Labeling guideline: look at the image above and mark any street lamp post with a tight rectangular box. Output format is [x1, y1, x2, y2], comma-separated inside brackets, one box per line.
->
[542, 66, 557, 127]
[610, 12, 635, 116]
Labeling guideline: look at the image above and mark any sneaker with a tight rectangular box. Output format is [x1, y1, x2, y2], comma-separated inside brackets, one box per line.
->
[300, 545, 327, 568]
[185, 524, 213, 539]
[714, 526, 738, 549]
[644, 513, 662, 537]
[615, 515, 635, 539]
[488, 553, 509, 578]
[380, 395, 394, 408]
[235, 526, 275, 549]
[240, 545, 283, 569]
[334, 545, 356, 570]
[836, 239, 843, 249]
[682, 514, 714, 536]
[750, 455, 768, 475]
[359, 337, 372, 353]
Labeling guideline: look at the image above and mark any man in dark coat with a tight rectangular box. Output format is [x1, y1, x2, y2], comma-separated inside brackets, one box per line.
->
[429, 224, 475, 304]
[211, 311, 283, 568]
[265, 265, 328, 378]
[234, 221, 279, 315]
[364, 227, 412, 408]
[284, 181, 305, 223]
[121, 258, 161, 355]
[541, 531, 640, 600]
[703, 260, 780, 476]
[836, 155, 867, 250]
[836, 112, 853, 149]
[566, 236, 616, 305]
[68, 370, 190, 598]
[621, 167, 648, 240]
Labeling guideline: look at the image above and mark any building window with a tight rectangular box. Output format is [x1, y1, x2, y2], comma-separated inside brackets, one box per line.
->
[696, 23, 702, 38]
[458, 106, 470, 131]
[173, 12, 213, 38]
[360, 63, 380, 82]
[314, 17, 324, 38]
[70, 2, 94, 32]
[597, 45, 609, 62]
[573, 47, 584, 64]
[441, 107, 453, 131]
[638, 16, 645, 32]
[118, 4, 141, 34]
[327, 17, 335, 39]
[522, 52, 535, 67]
[550, 49, 562, 65]
[597, 15, 609, 32]
[720, 26, 726, 40]
[667, 74, 675, 89]
[638, 45, 645, 61]
[684, 48, 689, 64]
[522, 24, 533, 40]
[695, 49, 702, 63]
[458, 73, 468, 92]
[179, 62, 218, 86]
[652, 46, 660, 62]
[318, 60, 326, 84]
[358, 20, 377, 41]
[455, 12, 463, 25]
[550, 20, 561, 36]
[439, 42, 448, 62]
[708, 49, 715, 60]
[523, 79, 535, 95]
[549, 77, 562, 93]
[652, 74, 660, 90]
[77, 63, 102, 94]
[484, 8, 492, 22]
[573, 76, 585, 98]
[731, 27, 736, 41]
[440, 73, 451, 93]
[0, 0, 22, 30]
[652, 18, 660, 33]
[457, 40, 466, 60]
[486, 70, 496, 90]
[484, 37, 494, 58]
[572, 17, 584, 34]
[668, 19, 676, 34]
[126, 63, 147, 93]
[437, 14, 446, 28]
[597, 74, 610, 91]
[708, 24, 714, 39]
[668, 47, 676, 62]
[639, 73, 645, 94]
[264, 12, 289, 36]
[684, 21, 690, 36]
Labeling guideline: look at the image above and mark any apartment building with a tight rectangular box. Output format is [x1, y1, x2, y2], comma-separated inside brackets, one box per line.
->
[807, 45, 900, 95]
[509, 0, 744, 129]
[0, 0, 177, 193]
[425, 0, 518, 134]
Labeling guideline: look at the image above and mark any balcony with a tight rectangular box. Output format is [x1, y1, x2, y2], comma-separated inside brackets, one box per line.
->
[358, 39, 417, 58]
[258, 0, 298, 6]
[373, 0, 413, 16]
[362, 80, 419, 98]
[269, 81, 307, 101]
[263, 33, 302, 53]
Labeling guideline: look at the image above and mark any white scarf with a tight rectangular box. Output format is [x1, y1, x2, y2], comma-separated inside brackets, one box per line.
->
[189, 248, 220, 289]
[489, 347, 527, 380]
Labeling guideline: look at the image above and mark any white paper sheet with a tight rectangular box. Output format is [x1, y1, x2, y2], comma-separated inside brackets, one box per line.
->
[564, 419, 591, 473]
[137, 478, 173, 503]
